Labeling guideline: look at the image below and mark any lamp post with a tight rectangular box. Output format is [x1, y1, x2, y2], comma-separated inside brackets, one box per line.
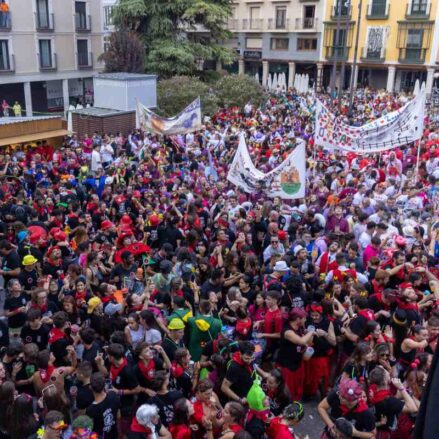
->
[348, 0, 363, 116]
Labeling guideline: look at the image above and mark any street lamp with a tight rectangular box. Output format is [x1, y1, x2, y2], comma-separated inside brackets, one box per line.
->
[348, 0, 363, 116]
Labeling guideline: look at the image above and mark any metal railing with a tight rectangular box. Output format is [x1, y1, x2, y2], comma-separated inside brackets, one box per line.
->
[0, 53, 14, 72]
[75, 13, 91, 31]
[35, 12, 54, 31]
[0, 14, 11, 31]
[405, 2, 431, 17]
[295, 17, 318, 30]
[331, 3, 352, 18]
[77, 51, 93, 68]
[226, 18, 239, 30]
[38, 52, 57, 70]
[398, 47, 426, 63]
[325, 45, 349, 60]
[242, 18, 263, 30]
[367, 0, 390, 17]
[361, 46, 386, 60]
[267, 18, 290, 30]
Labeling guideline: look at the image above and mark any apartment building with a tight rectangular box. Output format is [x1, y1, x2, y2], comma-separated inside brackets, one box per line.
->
[224, 0, 325, 88]
[0, 0, 105, 116]
[321, 0, 439, 92]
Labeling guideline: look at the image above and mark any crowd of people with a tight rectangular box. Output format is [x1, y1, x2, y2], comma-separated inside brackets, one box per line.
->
[0, 87, 437, 439]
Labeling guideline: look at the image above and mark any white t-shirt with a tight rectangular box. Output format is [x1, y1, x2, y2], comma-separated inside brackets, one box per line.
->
[91, 150, 102, 172]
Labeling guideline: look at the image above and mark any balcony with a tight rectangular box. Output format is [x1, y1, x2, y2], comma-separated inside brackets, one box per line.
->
[75, 13, 91, 32]
[267, 18, 290, 30]
[331, 4, 352, 19]
[295, 17, 319, 31]
[0, 54, 14, 73]
[361, 46, 386, 62]
[366, 0, 390, 18]
[242, 19, 263, 31]
[325, 45, 349, 61]
[35, 12, 55, 31]
[226, 18, 239, 30]
[405, 2, 431, 19]
[39, 52, 57, 71]
[398, 47, 426, 63]
[0, 15, 11, 31]
[77, 51, 93, 69]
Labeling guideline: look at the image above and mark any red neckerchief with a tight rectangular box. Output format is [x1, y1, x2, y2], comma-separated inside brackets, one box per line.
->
[101, 294, 115, 304]
[231, 352, 253, 374]
[31, 303, 47, 314]
[228, 424, 243, 433]
[137, 359, 156, 380]
[358, 309, 375, 321]
[75, 291, 87, 302]
[340, 399, 369, 415]
[39, 365, 55, 384]
[48, 327, 66, 344]
[171, 361, 185, 378]
[130, 416, 152, 434]
[368, 384, 392, 405]
[396, 299, 419, 311]
[110, 358, 127, 381]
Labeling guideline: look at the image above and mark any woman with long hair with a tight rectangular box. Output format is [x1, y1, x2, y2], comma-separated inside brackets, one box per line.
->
[0, 381, 15, 438]
[124, 313, 145, 350]
[341, 342, 373, 389]
[61, 296, 85, 326]
[8, 393, 39, 439]
[169, 397, 211, 439]
[39, 383, 71, 425]
[263, 368, 292, 416]
[218, 401, 245, 439]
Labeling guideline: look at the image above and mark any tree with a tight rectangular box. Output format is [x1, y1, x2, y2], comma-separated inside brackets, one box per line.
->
[157, 76, 219, 117]
[114, 0, 235, 78]
[215, 74, 267, 109]
[98, 29, 145, 73]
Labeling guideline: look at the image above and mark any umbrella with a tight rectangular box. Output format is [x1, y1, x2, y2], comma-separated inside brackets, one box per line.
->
[114, 242, 152, 264]
[28, 225, 48, 244]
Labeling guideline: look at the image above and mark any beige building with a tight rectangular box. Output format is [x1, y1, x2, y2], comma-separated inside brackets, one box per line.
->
[224, 0, 325, 88]
[0, 0, 105, 115]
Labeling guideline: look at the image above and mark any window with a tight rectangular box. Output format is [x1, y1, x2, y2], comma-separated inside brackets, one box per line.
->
[103, 5, 114, 29]
[75, 1, 87, 29]
[275, 6, 287, 29]
[36, 0, 49, 28]
[332, 28, 347, 46]
[0, 40, 10, 70]
[39, 39, 52, 67]
[407, 29, 423, 47]
[370, 0, 387, 16]
[249, 6, 261, 29]
[303, 6, 315, 28]
[77, 39, 89, 65]
[246, 37, 263, 49]
[271, 38, 289, 50]
[297, 38, 317, 50]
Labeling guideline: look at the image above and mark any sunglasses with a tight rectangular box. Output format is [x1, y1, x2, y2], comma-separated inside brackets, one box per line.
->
[379, 353, 390, 357]
[271, 240, 279, 244]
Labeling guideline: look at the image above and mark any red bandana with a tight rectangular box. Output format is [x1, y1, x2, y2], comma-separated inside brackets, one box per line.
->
[110, 358, 127, 382]
[137, 359, 156, 381]
[39, 365, 55, 384]
[368, 384, 392, 405]
[48, 327, 66, 345]
[340, 399, 369, 415]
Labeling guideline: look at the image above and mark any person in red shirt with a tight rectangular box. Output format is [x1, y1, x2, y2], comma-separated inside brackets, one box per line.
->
[267, 402, 304, 439]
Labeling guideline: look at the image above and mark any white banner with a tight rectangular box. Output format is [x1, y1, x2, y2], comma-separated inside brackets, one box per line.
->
[315, 89, 425, 154]
[137, 98, 202, 135]
[227, 134, 306, 199]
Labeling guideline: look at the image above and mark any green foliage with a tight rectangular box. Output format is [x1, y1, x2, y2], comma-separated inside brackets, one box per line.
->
[113, 0, 236, 78]
[216, 74, 267, 109]
[157, 76, 219, 117]
[98, 30, 145, 73]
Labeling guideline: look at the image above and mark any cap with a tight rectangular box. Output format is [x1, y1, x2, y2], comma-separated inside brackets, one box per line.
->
[17, 230, 29, 244]
[22, 254, 38, 266]
[338, 379, 363, 402]
[101, 220, 114, 230]
[87, 297, 102, 314]
[278, 230, 287, 241]
[168, 318, 185, 330]
[273, 261, 289, 272]
[293, 245, 304, 256]
[149, 214, 160, 227]
[104, 302, 123, 316]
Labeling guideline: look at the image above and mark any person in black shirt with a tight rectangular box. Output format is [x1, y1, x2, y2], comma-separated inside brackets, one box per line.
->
[4, 278, 27, 336]
[79, 327, 101, 372]
[0, 319, 9, 348]
[18, 254, 39, 293]
[0, 240, 21, 283]
[110, 251, 137, 289]
[20, 308, 51, 350]
[86, 372, 121, 439]
[75, 361, 95, 413]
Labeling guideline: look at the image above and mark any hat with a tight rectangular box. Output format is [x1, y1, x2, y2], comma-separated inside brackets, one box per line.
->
[149, 214, 160, 227]
[104, 302, 123, 316]
[273, 261, 289, 272]
[87, 297, 102, 314]
[402, 225, 415, 237]
[293, 245, 304, 256]
[17, 230, 29, 244]
[338, 379, 363, 402]
[22, 254, 38, 266]
[168, 318, 185, 330]
[53, 230, 67, 242]
[278, 230, 287, 241]
[392, 309, 408, 327]
[101, 220, 114, 230]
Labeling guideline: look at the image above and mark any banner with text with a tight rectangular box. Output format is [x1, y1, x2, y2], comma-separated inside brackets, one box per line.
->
[315, 89, 425, 154]
[137, 98, 202, 135]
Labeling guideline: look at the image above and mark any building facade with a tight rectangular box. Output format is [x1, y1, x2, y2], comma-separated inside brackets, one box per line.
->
[321, 0, 439, 92]
[0, 0, 105, 115]
[224, 0, 326, 88]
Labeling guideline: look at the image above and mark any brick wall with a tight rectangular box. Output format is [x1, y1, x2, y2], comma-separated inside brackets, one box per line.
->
[72, 111, 136, 138]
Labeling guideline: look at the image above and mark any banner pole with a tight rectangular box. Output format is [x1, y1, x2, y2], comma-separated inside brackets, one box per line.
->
[414, 140, 421, 183]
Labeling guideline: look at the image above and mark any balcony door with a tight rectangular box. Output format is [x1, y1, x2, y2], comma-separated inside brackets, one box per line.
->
[39, 39, 52, 68]
[332, 29, 347, 57]
[275, 7, 286, 29]
[304, 5, 315, 28]
[77, 39, 88, 65]
[370, 0, 387, 15]
[249, 7, 260, 29]
[36, 0, 49, 28]
[406, 28, 423, 60]
[0, 40, 10, 70]
[75, 1, 87, 29]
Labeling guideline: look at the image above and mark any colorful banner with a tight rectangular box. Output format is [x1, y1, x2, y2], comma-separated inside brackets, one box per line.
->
[137, 98, 202, 135]
[315, 89, 425, 154]
[227, 134, 306, 199]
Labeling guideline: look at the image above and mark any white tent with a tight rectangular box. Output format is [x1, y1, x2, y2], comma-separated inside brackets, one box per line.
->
[413, 79, 420, 96]
[255, 72, 260, 84]
[272, 73, 278, 90]
[267, 74, 272, 90]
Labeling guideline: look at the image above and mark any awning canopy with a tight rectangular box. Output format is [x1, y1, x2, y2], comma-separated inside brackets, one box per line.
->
[0, 129, 71, 147]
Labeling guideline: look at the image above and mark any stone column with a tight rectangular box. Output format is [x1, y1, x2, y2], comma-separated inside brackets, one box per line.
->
[316, 62, 324, 92]
[262, 59, 269, 86]
[62, 79, 70, 116]
[238, 58, 245, 75]
[24, 82, 33, 117]
[386, 66, 396, 92]
[426, 67, 435, 95]
[288, 61, 296, 88]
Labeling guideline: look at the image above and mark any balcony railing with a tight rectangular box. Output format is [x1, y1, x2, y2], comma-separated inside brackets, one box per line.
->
[242, 18, 263, 30]
[39, 52, 57, 71]
[77, 51, 93, 69]
[295, 17, 319, 30]
[367, 0, 390, 18]
[0, 15, 11, 31]
[0, 53, 14, 72]
[405, 2, 431, 18]
[226, 18, 239, 30]
[75, 13, 91, 32]
[325, 45, 349, 60]
[398, 47, 426, 63]
[331, 4, 352, 19]
[361, 46, 386, 61]
[267, 18, 290, 30]
[35, 12, 55, 31]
